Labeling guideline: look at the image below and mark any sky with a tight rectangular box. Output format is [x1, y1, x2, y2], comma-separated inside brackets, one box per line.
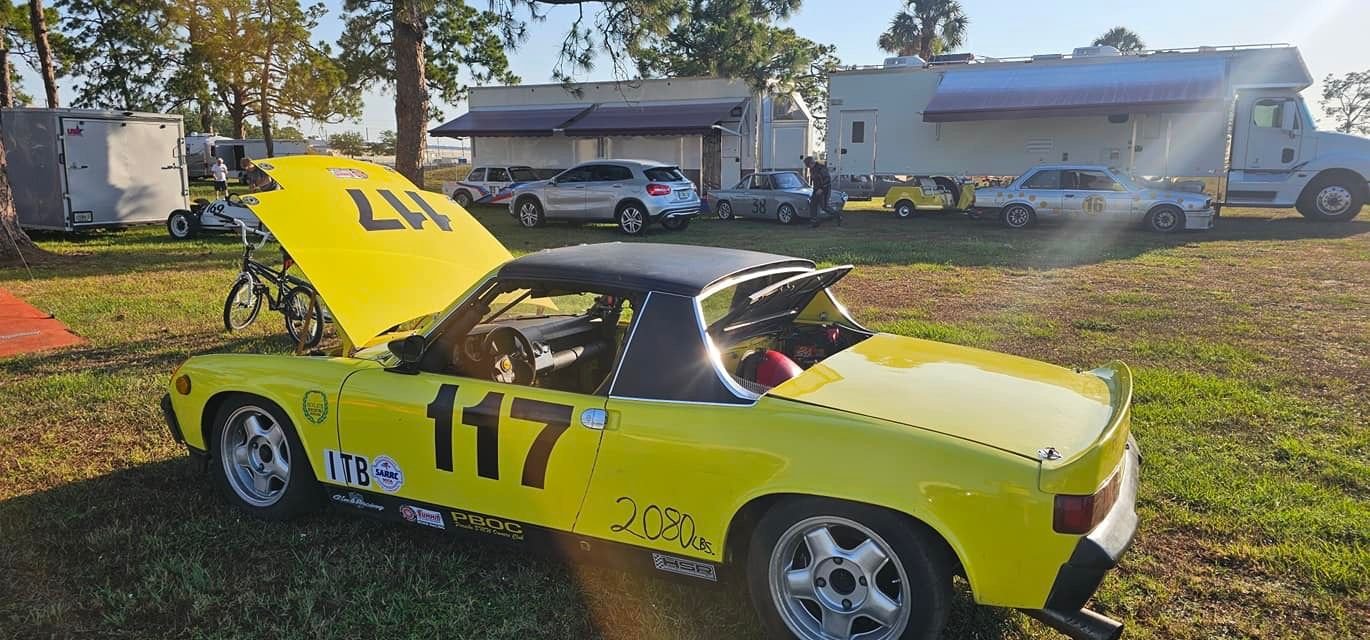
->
[16, 0, 1370, 142]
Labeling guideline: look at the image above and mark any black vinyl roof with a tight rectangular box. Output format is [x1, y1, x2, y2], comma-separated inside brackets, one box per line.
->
[498, 243, 814, 296]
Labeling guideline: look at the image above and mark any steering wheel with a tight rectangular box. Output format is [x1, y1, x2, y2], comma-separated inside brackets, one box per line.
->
[225, 192, 243, 206]
[481, 326, 537, 385]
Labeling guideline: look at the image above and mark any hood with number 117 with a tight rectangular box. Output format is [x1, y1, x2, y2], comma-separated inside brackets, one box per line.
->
[246, 156, 511, 346]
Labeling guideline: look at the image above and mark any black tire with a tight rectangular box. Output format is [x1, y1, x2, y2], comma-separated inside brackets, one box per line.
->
[716, 200, 735, 220]
[515, 197, 545, 228]
[453, 189, 473, 208]
[1297, 174, 1365, 221]
[777, 203, 798, 225]
[166, 210, 199, 239]
[894, 199, 916, 219]
[661, 216, 690, 231]
[209, 394, 320, 520]
[223, 275, 263, 332]
[283, 286, 325, 348]
[617, 202, 648, 235]
[1000, 204, 1036, 229]
[746, 497, 953, 640]
[1144, 205, 1185, 234]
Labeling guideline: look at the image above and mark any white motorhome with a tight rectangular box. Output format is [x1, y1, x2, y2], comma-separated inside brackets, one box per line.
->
[827, 44, 1370, 221]
[185, 133, 230, 179]
[3, 108, 189, 231]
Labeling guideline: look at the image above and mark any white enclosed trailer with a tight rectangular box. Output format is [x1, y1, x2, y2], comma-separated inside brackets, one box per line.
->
[827, 45, 1370, 220]
[185, 133, 230, 179]
[3, 108, 189, 231]
[212, 138, 321, 178]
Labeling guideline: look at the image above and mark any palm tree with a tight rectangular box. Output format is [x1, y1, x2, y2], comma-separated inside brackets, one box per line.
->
[1093, 27, 1146, 54]
[877, 12, 921, 57]
[910, 0, 968, 61]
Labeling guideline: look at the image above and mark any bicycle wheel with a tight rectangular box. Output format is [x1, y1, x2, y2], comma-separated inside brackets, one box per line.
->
[223, 275, 263, 332]
[283, 286, 324, 348]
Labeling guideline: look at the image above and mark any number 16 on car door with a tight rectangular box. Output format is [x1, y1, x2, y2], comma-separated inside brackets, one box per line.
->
[332, 368, 606, 531]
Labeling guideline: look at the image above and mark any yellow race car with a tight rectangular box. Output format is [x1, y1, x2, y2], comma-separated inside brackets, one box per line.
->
[883, 177, 976, 219]
[162, 156, 1138, 640]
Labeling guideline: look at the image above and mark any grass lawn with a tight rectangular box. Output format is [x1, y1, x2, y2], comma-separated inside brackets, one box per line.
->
[1, 195, 1367, 639]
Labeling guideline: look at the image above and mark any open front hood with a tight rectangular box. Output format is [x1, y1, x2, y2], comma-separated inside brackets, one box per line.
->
[248, 156, 511, 346]
[769, 334, 1123, 461]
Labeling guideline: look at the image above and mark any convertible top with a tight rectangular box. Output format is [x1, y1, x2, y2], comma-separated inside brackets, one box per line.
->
[498, 243, 814, 296]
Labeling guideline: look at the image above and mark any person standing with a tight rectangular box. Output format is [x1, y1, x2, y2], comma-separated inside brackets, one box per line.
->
[804, 156, 840, 227]
[210, 157, 229, 198]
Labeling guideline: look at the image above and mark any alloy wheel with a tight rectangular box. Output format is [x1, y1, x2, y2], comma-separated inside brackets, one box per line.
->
[519, 202, 540, 227]
[769, 516, 911, 640]
[620, 207, 644, 234]
[219, 405, 292, 507]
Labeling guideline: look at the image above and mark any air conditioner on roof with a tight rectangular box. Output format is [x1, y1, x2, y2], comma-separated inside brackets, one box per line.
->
[1073, 45, 1123, 57]
[883, 55, 926, 68]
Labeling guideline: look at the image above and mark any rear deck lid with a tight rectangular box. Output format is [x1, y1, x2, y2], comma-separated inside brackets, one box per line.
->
[247, 156, 511, 346]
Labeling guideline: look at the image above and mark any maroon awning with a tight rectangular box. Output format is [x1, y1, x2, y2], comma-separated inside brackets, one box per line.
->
[562, 99, 748, 136]
[923, 57, 1229, 122]
[429, 105, 592, 137]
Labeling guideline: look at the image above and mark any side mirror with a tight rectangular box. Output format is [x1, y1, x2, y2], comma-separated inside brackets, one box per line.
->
[388, 334, 426, 365]
[548, 177, 559, 186]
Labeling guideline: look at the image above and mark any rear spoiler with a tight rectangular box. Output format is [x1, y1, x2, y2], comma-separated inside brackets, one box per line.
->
[1038, 362, 1134, 495]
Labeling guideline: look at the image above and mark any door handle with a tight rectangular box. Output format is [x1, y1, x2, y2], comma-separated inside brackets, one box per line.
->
[580, 408, 607, 430]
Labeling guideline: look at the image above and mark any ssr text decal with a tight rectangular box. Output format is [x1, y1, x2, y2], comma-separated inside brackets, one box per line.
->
[323, 449, 405, 493]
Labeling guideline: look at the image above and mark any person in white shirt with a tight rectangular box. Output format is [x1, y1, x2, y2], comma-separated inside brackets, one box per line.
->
[210, 158, 229, 198]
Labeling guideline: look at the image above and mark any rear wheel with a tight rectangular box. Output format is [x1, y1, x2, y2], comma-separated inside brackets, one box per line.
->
[1297, 175, 1365, 221]
[1144, 205, 1184, 233]
[223, 275, 263, 332]
[283, 286, 325, 348]
[617, 203, 647, 235]
[1000, 204, 1036, 229]
[167, 210, 198, 239]
[748, 498, 952, 640]
[777, 203, 798, 225]
[516, 198, 544, 228]
[894, 200, 916, 219]
[716, 200, 735, 220]
[210, 396, 319, 519]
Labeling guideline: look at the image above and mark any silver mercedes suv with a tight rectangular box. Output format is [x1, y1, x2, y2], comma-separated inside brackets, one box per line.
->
[507, 159, 700, 235]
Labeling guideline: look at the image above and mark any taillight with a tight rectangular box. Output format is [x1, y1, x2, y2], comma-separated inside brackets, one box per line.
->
[646, 183, 672, 196]
[1052, 471, 1121, 534]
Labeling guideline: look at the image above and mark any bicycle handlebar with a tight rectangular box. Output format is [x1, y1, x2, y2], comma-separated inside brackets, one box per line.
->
[214, 212, 272, 249]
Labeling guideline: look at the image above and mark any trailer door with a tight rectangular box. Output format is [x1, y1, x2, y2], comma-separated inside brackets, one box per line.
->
[836, 109, 877, 178]
[61, 117, 187, 227]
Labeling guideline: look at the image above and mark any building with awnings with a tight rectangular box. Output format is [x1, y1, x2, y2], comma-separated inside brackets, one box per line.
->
[429, 77, 816, 192]
[825, 45, 1313, 178]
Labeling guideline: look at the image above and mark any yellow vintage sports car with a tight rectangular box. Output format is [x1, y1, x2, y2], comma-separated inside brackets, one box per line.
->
[883, 177, 976, 219]
[162, 156, 1138, 640]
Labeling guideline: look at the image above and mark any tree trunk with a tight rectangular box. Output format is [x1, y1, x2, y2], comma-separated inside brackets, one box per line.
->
[228, 87, 247, 139]
[28, 0, 58, 109]
[393, 0, 427, 185]
[199, 98, 213, 133]
[259, 52, 273, 157]
[0, 115, 42, 264]
[0, 50, 12, 108]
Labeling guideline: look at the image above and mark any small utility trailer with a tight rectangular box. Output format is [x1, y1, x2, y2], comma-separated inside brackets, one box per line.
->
[3, 107, 189, 231]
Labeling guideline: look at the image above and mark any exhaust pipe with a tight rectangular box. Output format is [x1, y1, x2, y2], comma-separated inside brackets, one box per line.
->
[1021, 608, 1124, 640]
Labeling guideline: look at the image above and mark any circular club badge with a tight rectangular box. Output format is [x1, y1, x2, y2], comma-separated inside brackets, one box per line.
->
[372, 455, 404, 493]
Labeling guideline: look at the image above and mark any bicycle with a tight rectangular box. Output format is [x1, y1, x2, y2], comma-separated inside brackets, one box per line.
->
[217, 213, 326, 349]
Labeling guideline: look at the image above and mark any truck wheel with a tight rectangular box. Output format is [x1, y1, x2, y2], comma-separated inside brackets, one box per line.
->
[210, 395, 320, 520]
[894, 200, 916, 219]
[747, 497, 952, 640]
[1297, 175, 1365, 221]
[516, 198, 545, 228]
[1000, 204, 1035, 229]
[453, 189, 473, 208]
[1144, 205, 1185, 233]
[166, 210, 199, 239]
[716, 200, 735, 220]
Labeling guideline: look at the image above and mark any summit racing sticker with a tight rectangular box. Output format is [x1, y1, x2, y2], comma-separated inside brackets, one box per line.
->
[400, 505, 445, 530]
[323, 450, 404, 493]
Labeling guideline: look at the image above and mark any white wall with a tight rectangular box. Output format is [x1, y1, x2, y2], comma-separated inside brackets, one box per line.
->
[472, 137, 576, 169]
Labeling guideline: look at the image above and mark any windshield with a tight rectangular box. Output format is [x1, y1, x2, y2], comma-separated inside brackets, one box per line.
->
[509, 167, 538, 182]
[644, 166, 686, 182]
[772, 172, 804, 189]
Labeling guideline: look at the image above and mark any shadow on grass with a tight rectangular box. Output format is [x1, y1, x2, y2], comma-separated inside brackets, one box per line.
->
[0, 454, 1017, 639]
[0, 330, 301, 378]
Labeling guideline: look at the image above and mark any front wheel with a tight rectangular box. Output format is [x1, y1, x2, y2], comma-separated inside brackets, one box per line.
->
[748, 498, 952, 640]
[223, 275, 263, 332]
[516, 198, 545, 228]
[1297, 176, 1365, 221]
[617, 203, 647, 235]
[283, 286, 325, 348]
[167, 210, 199, 239]
[210, 395, 319, 519]
[661, 216, 690, 231]
[777, 203, 798, 225]
[453, 189, 473, 208]
[1144, 205, 1184, 233]
[1000, 204, 1036, 229]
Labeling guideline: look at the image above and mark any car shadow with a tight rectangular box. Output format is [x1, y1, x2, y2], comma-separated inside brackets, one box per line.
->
[0, 454, 1019, 639]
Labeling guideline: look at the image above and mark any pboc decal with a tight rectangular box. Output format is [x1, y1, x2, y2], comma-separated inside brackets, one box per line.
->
[323, 449, 404, 492]
[349, 188, 453, 232]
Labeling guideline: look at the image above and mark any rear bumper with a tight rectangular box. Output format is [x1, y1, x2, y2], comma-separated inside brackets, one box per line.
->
[652, 204, 701, 220]
[1044, 436, 1141, 611]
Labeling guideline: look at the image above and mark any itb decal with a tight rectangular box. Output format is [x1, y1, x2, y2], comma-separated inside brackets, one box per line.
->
[323, 450, 404, 493]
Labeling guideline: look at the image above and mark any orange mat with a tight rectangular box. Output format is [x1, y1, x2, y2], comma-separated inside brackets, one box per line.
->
[0, 288, 86, 358]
